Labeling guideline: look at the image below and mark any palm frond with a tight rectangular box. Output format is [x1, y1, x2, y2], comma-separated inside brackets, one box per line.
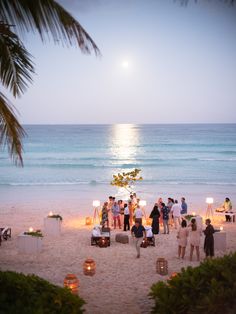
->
[0, 92, 25, 166]
[0, 22, 34, 97]
[0, 0, 100, 55]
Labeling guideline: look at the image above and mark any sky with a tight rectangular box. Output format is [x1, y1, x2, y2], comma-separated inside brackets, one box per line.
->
[10, 0, 236, 124]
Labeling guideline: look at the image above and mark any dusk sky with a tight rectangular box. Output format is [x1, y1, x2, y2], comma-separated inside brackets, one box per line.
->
[10, 0, 236, 124]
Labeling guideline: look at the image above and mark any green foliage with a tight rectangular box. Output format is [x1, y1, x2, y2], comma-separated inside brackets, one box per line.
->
[150, 253, 236, 314]
[48, 214, 63, 221]
[110, 168, 143, 192]
[24, 230, 43, 237]
[184, 215, 195, 221]
[0, 271, 85, 314]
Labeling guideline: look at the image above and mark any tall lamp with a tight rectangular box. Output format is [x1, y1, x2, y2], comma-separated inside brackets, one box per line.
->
[206, 197, 214, 219]
[92, 200, 100, 225]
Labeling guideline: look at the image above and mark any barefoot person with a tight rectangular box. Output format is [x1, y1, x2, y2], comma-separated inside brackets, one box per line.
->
[189, 218, 201, 261]
[177, 220, 189, 259]
[203, 219, 215, 259]
[131, 219, 146, 258]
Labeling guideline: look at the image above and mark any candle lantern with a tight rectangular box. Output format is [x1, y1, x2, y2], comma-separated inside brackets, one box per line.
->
[64, 274, 79, 294]
[220, 226, 223, 231]
[29, 227, 34, 232]
[98, 237, 108, 248]
[85, 217, 92, 225]
[156, 258, 168, 275]
[83, 258, 96, 276]
[48, 211, 53, 216]
[206, 197, 214, 219]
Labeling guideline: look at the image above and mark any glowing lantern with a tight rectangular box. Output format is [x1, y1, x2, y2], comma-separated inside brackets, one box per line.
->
[145, 218, 152, 226]
[85, 217, 92, 225]
[206, 197, 214, 204]
[156, 258, 168, 275]
[98, 237, 108, 248]
[48, 211, 53, 216]
[192, 212, 196, 216]
[92, 200, 100, 207]
[64, 274, 79, 294]
[29, 227, 34, 232]
[139, 200, 147, 207]
[220, 226, 223, 231]
[83, 258, 96, 276]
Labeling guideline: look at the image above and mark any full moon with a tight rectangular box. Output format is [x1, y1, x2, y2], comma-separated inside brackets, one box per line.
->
[121, 61, 129, 68]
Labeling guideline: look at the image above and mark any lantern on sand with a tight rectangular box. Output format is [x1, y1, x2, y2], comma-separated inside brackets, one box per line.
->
[85, 217, 92, 225]
[64, 274, 79, 294]
[156, 258, 168, 275]
[83, 258, 96, 276]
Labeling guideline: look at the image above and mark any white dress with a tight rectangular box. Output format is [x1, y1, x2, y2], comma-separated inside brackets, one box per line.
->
[189, 227, 201, 247]
[177, 227, 188, 247]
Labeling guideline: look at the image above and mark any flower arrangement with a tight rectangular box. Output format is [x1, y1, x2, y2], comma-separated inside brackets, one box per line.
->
[184, 215, 194, 221]
[48, 214, 63, 221]
[24, 229, 43, 237]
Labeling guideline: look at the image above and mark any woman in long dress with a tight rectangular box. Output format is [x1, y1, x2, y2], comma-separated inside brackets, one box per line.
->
[203, 218, 215, 258]
[149, 203, 160, 234]
[177, 219, 189, 259]
[189, 218, 201, 261]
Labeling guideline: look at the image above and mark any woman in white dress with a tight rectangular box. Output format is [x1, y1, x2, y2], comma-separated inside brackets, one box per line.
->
[177, 219, 189, 259]
[189, 218, 201, 261]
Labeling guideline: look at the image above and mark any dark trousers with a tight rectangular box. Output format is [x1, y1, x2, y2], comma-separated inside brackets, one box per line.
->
[225, 215, 231, 222]
[124, 214, 130, 231]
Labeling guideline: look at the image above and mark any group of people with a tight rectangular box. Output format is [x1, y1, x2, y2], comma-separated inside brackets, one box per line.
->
[99, 193, 232, 260]
[177, 218, 215, 261]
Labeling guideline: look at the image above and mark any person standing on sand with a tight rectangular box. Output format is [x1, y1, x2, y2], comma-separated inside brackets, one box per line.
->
[107, 196, 114, 227]
[112, 201, 121, 229]
[123, 203, 130, 231]
[101, 202, 109, 228]
[171, 200, 182, 229]
[189, 218, 202, 261]
[203, 219, 215, 259]
[149, 203, 160, 235]
[181, 197, 188, 215]
[134, 205, 144, 224]
[177, 220, 189, 259]
[160, 202, 170, 234]
[131, 219, 146, 258]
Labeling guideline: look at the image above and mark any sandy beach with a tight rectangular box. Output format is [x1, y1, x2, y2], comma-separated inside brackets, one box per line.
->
[1, 201, 236, 314]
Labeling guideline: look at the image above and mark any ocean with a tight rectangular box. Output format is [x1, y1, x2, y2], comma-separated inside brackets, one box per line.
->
[1, 124, 236, 213]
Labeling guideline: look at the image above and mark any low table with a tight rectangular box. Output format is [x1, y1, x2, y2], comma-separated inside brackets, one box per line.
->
[18, 233, 43, 253]
[214, 212, 235, 223]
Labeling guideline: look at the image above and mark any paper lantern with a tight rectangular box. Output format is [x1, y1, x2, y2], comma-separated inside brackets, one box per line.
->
[64, 274, 79, 294]
[28, 227, 34, 232]
[156, 258, 168, 275]
[83, 258, 96, 276]
[92, 200, 100, 207]
[206, 197, 214, 204]
[85, 217, 92, 225]
[220, 226, 223, 231]
[48, 211, 53, 216]
[98, 237, 108, 248]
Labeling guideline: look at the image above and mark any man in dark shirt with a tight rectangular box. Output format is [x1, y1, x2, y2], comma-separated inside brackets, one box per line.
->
[131, 219, 146, 258]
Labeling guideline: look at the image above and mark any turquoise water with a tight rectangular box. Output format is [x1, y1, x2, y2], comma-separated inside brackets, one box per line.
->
[1, 124, 236, 209]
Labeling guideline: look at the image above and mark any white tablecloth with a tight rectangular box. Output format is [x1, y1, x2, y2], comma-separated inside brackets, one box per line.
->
[18, 233, 43, 253]
[44, 217, 61, 236]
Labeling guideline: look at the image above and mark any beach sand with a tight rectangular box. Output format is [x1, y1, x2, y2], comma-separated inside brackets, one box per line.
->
[0, 202, 236, 314]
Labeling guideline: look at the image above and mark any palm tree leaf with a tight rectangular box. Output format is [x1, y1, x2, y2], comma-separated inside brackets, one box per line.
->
[0, 92, 25, 166]
[0, 0, 100, 55]
[0, 22, 34, 97]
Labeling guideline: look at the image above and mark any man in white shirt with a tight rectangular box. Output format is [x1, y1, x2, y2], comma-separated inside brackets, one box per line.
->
[171, 200, 182, 229]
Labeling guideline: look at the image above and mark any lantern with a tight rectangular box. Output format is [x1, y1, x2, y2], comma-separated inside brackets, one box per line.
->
[83, 258, 96, 276]
[64, 274, 79, 294]
[156, 258, 168, 275]
[85, 217, 92, 225]
[192, 212, 196, 216]
[92, 200, 100, 207]
[98, 237, 108, 248]
[29, 227, 34, 232]
[48, 211, 53, 216]
[220, 226, 223, 231]
[206, 197, 214, 204]
[139, 200, 147, 207]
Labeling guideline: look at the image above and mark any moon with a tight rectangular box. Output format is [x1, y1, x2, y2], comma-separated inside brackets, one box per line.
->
[121, 61, 129, 68]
